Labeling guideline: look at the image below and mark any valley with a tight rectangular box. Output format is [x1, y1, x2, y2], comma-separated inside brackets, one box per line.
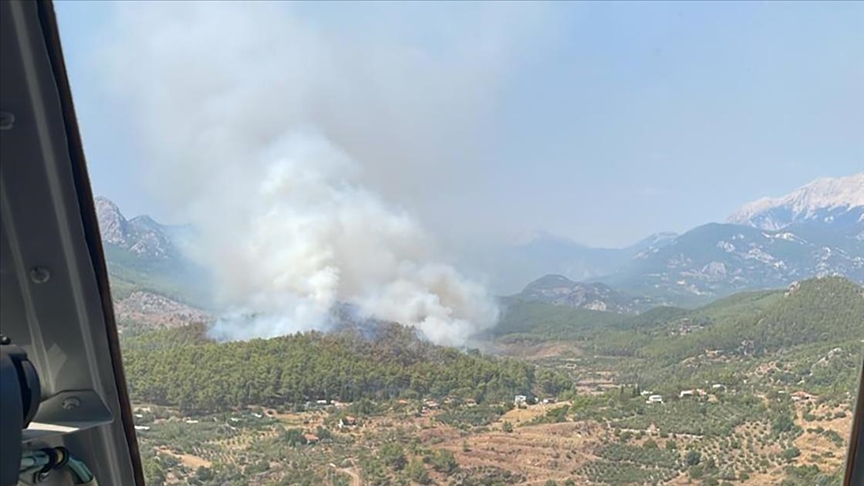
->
[95, 174, 864, 485]
[120, 277, 862, 486]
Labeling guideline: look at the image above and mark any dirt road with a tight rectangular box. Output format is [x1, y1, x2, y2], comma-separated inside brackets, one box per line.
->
[330, 463, 361, 486]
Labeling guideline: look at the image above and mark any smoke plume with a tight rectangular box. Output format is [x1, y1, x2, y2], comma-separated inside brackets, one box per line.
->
[97, 2, 544, 344]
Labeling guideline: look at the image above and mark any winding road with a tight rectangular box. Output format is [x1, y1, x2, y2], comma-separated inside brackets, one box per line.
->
[330, 462, 362, 486]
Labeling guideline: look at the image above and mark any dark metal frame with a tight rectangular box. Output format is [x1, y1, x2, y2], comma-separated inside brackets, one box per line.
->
[844, 359, 863, 486]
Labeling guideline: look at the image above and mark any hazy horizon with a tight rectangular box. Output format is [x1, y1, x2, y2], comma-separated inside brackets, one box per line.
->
[57, 1, 863, 249]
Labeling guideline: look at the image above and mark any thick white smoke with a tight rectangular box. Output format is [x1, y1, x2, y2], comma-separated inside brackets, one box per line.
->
[97, 2, 546, 344]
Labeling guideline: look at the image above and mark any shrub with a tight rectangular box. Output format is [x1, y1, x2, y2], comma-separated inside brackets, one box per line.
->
[430, 449, 458, 475]
[407, 459, 430, 485]
[781, 447, 801, 462]
[686, 450, 702, 466]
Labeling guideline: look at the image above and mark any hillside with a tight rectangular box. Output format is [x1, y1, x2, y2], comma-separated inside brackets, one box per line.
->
[636, 277, 864, 362]
[599, 221, 864, 302]
[121, 321, 571, 413]
[495, 277, 862, 358]
[489, 296, 627, 342]
[96, 196, 212, 310]
[125, 278, 862, 486]
[515, 274, 654, 314]
[94, 197, 213, 333]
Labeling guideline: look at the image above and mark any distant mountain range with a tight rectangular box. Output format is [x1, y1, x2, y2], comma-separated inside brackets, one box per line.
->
[500, 173, 863, 309]
[95, 197, 183, 259]
[514, 274, 653, 314]
[95, 173, 864, 318]
[95, 197, 210, 310]
[473, 231, 678, 295]
[727, 173, 864, 230]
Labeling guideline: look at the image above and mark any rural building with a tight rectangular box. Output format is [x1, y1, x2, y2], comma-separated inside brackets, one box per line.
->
[339, 416, 358, 428]
[646, 395, 663, 404]
[514, 395, 528, 406]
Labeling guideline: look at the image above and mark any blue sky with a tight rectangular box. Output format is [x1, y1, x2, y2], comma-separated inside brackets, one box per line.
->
[56, 1, 863, 248]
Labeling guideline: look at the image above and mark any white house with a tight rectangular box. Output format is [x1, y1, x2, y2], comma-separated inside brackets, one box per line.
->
[514, 395, 528, 406]
[646, 395, 663, 404]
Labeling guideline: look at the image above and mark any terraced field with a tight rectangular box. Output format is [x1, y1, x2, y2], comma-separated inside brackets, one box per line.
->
[134, 390, 854, 486]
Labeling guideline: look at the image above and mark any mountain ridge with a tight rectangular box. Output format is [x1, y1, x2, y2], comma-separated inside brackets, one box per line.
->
[95, 196, 211, 309]
[94, 172, 864, 313]
[727, 173, 864, 230]
[516, 274, 653, 314]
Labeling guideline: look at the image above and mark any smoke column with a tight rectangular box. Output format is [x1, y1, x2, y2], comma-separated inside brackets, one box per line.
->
[96, 2, 546, 344]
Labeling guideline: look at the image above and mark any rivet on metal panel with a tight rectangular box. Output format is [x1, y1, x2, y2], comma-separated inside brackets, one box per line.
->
[29, 267, 51, 284]
[61, 396, 80, 411]
[0, 111, 14, 130]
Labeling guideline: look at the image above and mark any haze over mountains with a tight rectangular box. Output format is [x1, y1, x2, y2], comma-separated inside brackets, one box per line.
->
[500, 173, 863, 306]
[96, 173, 864, 325]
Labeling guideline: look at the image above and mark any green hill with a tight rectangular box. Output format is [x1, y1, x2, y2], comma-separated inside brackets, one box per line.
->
[489, 297, 627, 342]
[121, 322, 571, 413]
[495, 277, 862, 354]
[638, 277, 864, 362]
[494, 277, 864, 393]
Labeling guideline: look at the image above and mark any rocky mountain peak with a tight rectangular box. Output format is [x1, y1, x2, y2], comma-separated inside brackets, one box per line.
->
[727, 173, 864, 230]
[94, 196, 178, 259]
[95, 196, 129, 246]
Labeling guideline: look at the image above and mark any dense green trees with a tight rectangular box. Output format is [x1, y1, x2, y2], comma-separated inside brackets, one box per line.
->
[495, 278, 862, 363]
[496, 277, 863, 399]
[122, 322, 568, 413]
[637, 277, 864, 362]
